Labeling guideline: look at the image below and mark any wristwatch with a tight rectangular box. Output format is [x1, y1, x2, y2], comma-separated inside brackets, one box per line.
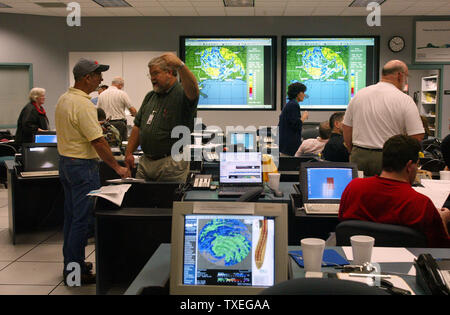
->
[177, 62, 185, 71]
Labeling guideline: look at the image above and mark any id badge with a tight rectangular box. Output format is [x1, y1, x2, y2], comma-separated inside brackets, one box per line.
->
[147, 110, 157, 125]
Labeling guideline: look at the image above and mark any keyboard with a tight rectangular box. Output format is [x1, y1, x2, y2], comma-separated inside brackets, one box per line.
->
[218, 186, 264, 197]
[20, 170, 59, 177]
[304, 203, 339, 214]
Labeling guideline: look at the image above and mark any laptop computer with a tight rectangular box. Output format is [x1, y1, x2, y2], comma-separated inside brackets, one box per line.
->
[218, 151, 264, 197]
[300, 162, 358, 214]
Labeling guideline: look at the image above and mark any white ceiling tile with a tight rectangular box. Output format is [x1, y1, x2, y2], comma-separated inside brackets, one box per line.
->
[166, 7, 198, 15]
[255, 7, 284, 16]
[312, 6, 346, 15]
[135, 6, 169, 14]
[104, 7, 142, 16]
[225, 7, 255, 15]
[196, 7, 226, 15]
[81, 8, 116, 16]
[284, 6, 315, 15]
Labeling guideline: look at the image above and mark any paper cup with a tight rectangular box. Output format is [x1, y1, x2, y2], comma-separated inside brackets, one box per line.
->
[268, 173, 281, 191]
[350, 235, 375, 265]
[300, 238, 325, 272]
[440, 171, 450, 180]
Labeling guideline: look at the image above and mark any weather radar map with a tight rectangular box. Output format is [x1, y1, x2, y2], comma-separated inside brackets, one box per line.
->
[198, 218, 252, 266]
[285, 38, 375, 110]
[183, 38, 274, 109]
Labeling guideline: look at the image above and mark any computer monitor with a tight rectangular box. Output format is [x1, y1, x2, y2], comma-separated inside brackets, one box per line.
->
[219, 152, 262, 185]
[170, 201, 288, 295]
[21, 143, 59, 172]
[226, 131, 257, 152]
[34, 134, 57, 143]
[300, 162, 358, 204]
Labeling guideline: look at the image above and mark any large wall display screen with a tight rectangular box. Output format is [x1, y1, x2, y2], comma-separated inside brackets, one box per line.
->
[282, 37, 379, 110]
[180, 37, 276, 110]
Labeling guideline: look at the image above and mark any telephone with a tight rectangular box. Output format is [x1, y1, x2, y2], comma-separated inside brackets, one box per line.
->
[190, 174, 212, 190]
[414, 254, 450, 295]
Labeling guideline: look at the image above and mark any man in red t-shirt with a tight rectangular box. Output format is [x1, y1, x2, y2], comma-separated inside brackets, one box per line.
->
[339, 135, 450, 248]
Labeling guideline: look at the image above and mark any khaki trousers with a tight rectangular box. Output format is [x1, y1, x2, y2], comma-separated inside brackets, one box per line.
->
[136, 155, 190, 182]
[350, 146, 383, 177]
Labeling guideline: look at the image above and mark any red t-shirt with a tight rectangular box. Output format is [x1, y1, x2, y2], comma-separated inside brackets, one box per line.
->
[339, 176, 450, 248]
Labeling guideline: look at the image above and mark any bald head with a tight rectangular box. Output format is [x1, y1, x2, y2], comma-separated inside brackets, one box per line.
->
[382, 60, 407, 76]
[381, 60, 408, 91]
[112, 76, 124, 89]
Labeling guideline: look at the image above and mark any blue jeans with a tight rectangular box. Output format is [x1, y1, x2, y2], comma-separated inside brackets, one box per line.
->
[59, 156, 100, 274]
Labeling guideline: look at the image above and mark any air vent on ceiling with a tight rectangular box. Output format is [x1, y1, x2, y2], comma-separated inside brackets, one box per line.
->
[35, 2, 68, 8]
[92, 0, 132, 7]
[349, 0, 385, 7]
[223, 0, 255, 7]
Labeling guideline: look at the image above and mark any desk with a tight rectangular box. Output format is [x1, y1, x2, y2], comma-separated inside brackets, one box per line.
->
[184, 182, 299, 245]
[125, 243, 450, 295]
[94, 182, 182, 295]
[5, 160, 64, 244]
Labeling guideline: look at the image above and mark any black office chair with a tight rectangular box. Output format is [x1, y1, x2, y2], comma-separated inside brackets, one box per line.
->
[335, 220, 427, 248]
[0, 143, 17, 187]
[260, 278, 388, 295]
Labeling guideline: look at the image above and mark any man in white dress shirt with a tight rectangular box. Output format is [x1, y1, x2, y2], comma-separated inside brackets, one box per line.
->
[98, 76, 137, 140]
[343, 60, 424, 176]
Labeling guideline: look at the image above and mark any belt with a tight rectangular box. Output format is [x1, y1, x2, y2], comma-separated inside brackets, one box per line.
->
[145, 153, 171, 161]
[110, 119, 126, 122]
[354, 145, 382, 152]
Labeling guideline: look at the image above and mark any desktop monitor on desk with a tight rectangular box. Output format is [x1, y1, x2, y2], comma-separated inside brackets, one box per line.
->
[21, 143, 59, 172]
[170, 201, 288, 295]
[300, 162, 358, 204]
[227, 131, 257, 152]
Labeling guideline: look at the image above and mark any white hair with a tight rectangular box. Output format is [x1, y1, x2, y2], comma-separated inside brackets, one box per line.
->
[112, 77, 124, 86]
[29, 87, 45, 102]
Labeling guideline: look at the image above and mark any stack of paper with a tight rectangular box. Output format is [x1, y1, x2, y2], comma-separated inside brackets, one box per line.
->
[414, 179, 450, 209]
[87, 184, 132, 206]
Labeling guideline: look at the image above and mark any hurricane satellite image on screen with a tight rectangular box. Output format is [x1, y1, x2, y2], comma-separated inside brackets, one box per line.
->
[286, 45, 350, 106]
[186, 46, 248, 105]
[197, 218, 252, 268]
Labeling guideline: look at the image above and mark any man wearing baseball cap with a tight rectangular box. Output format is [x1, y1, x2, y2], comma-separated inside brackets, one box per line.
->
[55, 58, 130, 285]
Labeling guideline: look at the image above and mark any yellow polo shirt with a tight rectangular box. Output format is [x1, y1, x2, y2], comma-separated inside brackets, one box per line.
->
[55, 87, 103, 159]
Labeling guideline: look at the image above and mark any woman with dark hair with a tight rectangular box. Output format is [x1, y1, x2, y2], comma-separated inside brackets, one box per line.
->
[278, 82, 309, 156]
[15, 87, 49, 148]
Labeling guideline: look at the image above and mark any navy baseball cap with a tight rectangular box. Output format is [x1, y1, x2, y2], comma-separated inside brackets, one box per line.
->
[73, 58, 109, 78]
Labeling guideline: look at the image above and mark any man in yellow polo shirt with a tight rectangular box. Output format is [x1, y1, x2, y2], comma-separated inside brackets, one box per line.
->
[56, 58, 130, 286]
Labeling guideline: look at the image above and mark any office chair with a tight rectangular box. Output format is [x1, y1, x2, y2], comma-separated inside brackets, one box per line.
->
[0, 143, 17, 187]
[260, 278, 388, 295]
[335, 220, 427, 248]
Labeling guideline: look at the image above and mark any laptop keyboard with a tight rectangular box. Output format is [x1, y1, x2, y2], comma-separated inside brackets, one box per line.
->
[304, 203, 339, 214]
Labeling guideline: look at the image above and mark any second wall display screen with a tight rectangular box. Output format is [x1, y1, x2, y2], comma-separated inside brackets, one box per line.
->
[282, 37, 379, 110]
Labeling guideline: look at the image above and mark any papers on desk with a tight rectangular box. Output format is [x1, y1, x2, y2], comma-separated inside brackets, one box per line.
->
[414, 179, 450, 209]
[87, 184, 131, 206]
[342, 247, 417, 275]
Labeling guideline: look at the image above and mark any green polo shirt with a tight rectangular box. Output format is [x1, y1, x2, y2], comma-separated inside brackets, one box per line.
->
[134, 82, 198, 156]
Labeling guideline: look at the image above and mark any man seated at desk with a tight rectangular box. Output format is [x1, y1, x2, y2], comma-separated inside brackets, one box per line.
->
[339, 134, 450, 248]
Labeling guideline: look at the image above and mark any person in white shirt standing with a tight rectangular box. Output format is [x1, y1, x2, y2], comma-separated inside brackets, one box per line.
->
[98, 77, 137, 141]
[343, 60, 424, 177]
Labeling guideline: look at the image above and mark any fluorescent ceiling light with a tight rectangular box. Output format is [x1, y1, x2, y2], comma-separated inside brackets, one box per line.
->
[223, 0, 255, 7]
[0, 2, 12, 8]
[34, 2, 67, 8]
[349, 0, 386, 7]
[92, 0, 132, 7]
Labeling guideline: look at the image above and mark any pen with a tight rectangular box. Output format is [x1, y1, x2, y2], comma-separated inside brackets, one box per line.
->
[348, 273, 391, 279]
